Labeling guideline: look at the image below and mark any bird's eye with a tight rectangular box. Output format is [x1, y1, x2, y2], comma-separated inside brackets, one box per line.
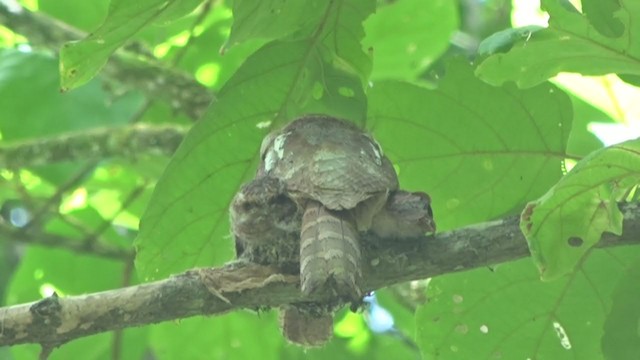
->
[241, 202, 255, 212]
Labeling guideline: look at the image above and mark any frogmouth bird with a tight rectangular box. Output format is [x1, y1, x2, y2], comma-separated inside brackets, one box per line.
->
[230, 115, 435, 347]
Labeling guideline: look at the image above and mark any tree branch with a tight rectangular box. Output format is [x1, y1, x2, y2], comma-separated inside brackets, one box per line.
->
[0, 223, 133, 260]
[1, 203, 639, 348]
[0, 124, 187, 169]
[0, 1, 214, 119]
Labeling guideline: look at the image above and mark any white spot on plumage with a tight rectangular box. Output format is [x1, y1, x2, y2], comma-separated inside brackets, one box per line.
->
[263, 131, 290, 173]
[264, 150, 277, 172]
[274, 132, 290, 159]
[369, 141, 382, 166]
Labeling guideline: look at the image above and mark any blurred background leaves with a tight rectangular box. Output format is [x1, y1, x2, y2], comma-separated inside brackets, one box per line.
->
[1, 0, 639, 359]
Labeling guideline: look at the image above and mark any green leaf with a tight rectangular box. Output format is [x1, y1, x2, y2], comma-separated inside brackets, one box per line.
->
[159, 6, 264, 91]
[226, 0, 326, 48]
[618, 73, 640, 87]
[565, 94, 609, 157]
[6, 247, 147, 360]
[476, 0, 640, 87]
[292, 61, 367, 122]
[136, 35, 369, 280]
[416, 247, 640, 359]
[59, 0, 202, 91]
[149, 313, 283, 360]
[0, 49, 143, 184]
[477, 25, 544, 56]
[230, 0, 374, 83]
[364, 0, 459, 80]
[5, 214, 128, 304]
[581, 0, 624, 37]
[321, 0, 374, 84]
[602, 259, 640, 360]
[39, 0, 111, 31]
[521, 139, 640, 280]
[0, 49, 139, 139]
[368, 59, 572, 231]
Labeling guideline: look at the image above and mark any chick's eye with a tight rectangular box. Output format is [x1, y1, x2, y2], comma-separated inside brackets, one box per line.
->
[273, 195, 289, 205]
[241, 202, 256, 212]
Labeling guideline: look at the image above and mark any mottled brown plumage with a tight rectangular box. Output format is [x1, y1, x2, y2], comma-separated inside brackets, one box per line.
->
[259, 115, 399, 300]
[371, 191, 436, 239]
[230, 115, 436, 347]
[230, 176, 300, 270]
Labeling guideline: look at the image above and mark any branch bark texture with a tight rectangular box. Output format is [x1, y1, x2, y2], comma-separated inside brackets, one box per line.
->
[0, 124, 187, 169]
[1, 203, 639, 347]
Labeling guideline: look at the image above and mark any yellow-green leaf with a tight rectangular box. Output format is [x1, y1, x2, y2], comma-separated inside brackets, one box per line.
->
[521, 139, 640, 280]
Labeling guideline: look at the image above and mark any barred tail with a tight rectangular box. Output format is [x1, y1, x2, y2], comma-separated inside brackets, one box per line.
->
[279, 307, 333, 347]
[299, 201, 362, 301]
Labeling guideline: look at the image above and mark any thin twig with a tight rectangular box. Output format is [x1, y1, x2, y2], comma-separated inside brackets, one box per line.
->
[84, 183, 146, 248]
[0, 124, 188, 169]
[0, 223, 133, 260]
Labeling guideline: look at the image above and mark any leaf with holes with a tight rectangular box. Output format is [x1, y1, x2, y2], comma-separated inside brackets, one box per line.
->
[416, 247, 640, 359]
[367, 59, 572, 231]
[59, 0, 202, 91]
[135, 2, 372, 281]
[476, 0, 640, 87]
[521, 139, 640, 280]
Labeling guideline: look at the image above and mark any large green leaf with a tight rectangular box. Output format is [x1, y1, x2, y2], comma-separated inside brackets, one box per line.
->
[59, 0, 202, 91]
[150, 313, 282, 360]
[476, 0, 640, 87]
[135, 1, 373, 281]
[322, 0, 374, 84]
[521, 139, 640, 280]
[416, 246, 640, 359]
[39, 0, 111, 31]
[581, 0, 624, 37]
[363, 0, 459, 80]
[367, 60, 572, 231]
[601, 259, 640, 360]
[229, 0, 374, 84]
[226, 0, 326, 47]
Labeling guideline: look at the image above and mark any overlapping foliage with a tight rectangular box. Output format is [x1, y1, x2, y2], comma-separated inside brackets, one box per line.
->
[0, 0, 639, 359]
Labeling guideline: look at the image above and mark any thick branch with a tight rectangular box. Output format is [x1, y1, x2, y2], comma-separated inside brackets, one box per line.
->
[1, 204, 639, 347]
[0, 124, 187, 169]
[0, 1, 214, 119]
